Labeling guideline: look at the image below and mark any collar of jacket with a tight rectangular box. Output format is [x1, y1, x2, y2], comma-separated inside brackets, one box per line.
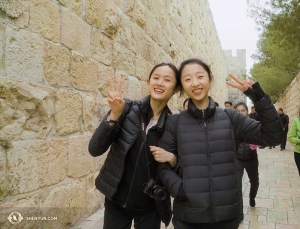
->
[188, 96, 216, 120]
[136, 95, 172, 133]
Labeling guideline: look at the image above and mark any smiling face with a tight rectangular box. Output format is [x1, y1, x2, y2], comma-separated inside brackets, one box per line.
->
[147, 65, 178, 103]
[181, 63, 211, 109]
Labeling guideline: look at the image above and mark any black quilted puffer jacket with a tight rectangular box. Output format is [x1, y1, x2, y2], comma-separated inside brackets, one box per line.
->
[159, 95, 283, 224]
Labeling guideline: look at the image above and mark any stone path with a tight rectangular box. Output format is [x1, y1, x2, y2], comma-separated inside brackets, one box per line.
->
[72, 142, 300, 229]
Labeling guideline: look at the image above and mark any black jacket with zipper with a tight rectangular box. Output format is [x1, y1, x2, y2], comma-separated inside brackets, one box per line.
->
[159, 95, 284, 224]
[88, 95, 171, 210]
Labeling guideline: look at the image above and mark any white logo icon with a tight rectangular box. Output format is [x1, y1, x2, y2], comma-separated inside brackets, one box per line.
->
[7, 212, 24, 225]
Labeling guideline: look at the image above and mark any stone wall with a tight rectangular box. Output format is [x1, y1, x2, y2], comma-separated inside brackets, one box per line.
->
[0, 0, 230, 228]
[223, 49, 247, 107]
[275, 72, 300, 128]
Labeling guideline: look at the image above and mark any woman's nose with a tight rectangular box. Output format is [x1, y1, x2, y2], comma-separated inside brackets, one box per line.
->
[191, 78, 199, 86]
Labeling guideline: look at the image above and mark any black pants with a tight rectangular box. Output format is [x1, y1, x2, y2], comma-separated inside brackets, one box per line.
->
[103, 198, 161, 229]
[280, 130, 288, 149]
[236, 158, 259, 199]
[173, 216, 241, 229]
[295, 152, 300, 176]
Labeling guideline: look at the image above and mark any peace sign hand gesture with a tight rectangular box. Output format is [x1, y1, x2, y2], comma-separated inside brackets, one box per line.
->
[108, 78, 125, 120]
[225, 74, 254, 92]
[225, 74, 266, 102]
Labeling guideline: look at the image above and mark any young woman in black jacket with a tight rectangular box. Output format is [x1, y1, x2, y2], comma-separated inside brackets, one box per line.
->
[88, 63, 179, 229]
[158, 58, 284, 229]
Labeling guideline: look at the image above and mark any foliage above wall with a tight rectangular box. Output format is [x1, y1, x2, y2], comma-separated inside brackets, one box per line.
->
[247, 0, 300, 102]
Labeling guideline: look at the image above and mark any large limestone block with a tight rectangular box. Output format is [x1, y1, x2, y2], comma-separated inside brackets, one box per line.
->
[97, 64, 115, 97]
[42, 181, 85, 229]
[87, 0, 121, 38]
[68, 135, 94, 178]
[55, 89, 82, 136]
[112, 42, 135, 76]
[70, 52, 99, 92]
[5, 26, 44, 82]
[82, 94, 96, 132]
[0, 79, 55, 141]
[0, 195, 40, 229]
[127, 76, 142, 100]
[6, 139, 67, 195]
[91, 29, 112, 66]
[44, 41, 71, 87]
[82, 94, 107, 132]
[30, 0, 60, 42]
[61, 9, 90, 57]
[0, 0, 29, 28]
[95, 97, 110, 124]
[58, 0, 84, 18]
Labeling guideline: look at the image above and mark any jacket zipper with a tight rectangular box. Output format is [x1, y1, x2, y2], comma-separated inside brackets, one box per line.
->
[123, 141, 144, 208]
[203, 112, 216, 221]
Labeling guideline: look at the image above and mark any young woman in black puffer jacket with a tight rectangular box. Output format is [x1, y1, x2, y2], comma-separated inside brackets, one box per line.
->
[158, 58, 284, 229]
[88, 63, 179, 229]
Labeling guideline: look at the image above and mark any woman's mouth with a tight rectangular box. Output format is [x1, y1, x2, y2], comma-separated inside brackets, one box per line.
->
[192, 88, 202, 95]
[154, 88, 164, 94]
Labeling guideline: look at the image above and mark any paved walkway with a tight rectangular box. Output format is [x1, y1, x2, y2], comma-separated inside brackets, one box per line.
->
[72, 142, 300, 229]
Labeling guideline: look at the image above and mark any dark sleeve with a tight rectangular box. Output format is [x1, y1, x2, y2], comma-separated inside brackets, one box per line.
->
[225, 94, 284, 146]
[158, 114, 183, 199]
[285, 115, 289, 129]
[88, 99, 133, 157]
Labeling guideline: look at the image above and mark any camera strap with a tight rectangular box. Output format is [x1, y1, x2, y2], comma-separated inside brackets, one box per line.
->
[140, 114, 152, 180]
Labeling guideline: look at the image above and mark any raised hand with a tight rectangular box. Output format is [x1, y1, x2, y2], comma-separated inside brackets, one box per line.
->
[226, 74, 255, 92]
[108, 78, 125, 120]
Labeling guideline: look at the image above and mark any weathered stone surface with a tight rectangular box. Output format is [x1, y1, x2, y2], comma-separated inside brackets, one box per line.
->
[55, 90, 82, 136]
[95, 97, 110, 122]
[0, 0, 29, 28]
[6, 139, 67, 195]
[91, 29, 112, 66]
[0, 146, 7, 202]
[70, 52, 99, 92]
[97, 64, 115, 97]
[58, 0, 84, 18]
[42, 181, 85, 229]
[68, 135, 94, 178]
[127, 76, 142, 100]
[87, 0, 121, 38]
[82, 93, 96, 132]
[44, 41, 70, 87]
[61, 9, 90, 57]
[86, 173, 103, 215]
[0, 79, 55, 140]
[30, 0, 60, 42]
[5, 26, 44, 82]
[135, 56, 149, 81]
[139, 80, 149, 98]
[0, 195, 40, 229]
[112, 42, 135, 76]
[115, 70, 129, 98]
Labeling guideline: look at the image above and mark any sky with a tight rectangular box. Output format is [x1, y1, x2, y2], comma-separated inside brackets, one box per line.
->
[208, 0, 261, 74]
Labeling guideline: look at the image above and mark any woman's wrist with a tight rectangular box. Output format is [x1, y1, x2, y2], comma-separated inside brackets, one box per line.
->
[169, 154, 177, 167]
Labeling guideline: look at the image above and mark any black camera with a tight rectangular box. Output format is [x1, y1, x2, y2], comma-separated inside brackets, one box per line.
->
[142, 178, 167, 201]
